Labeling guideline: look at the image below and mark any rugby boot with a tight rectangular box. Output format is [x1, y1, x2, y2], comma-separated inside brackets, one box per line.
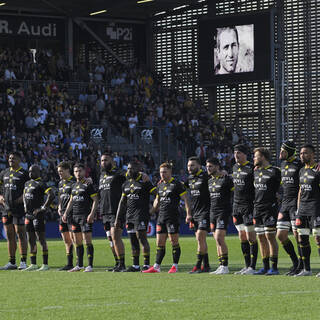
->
[254, 268, 267, 275]
[22, 264, 38, 271]
[168, 265, 178, 273]
[37, 264, 50, 271]
[0, 262, 17, 270]
[189, 266, 202, 274]
[142, 266, 160, 273]
[265, 268, 280, 276]
[125, 266, 141, 272]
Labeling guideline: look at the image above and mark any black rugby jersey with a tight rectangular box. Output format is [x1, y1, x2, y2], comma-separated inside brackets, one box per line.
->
[185, 169, 210, 219]
[0, 167, 28, 212]
[58, 176, 76, 212]
[298, 165, 320, 215]
[122, 175, 155, 222]
[253, 165, 281, 212]
[157, 177, 186, 223]
[280, 158, 303, 205]
[23, 178, 51, 213]
[232, 161, 254, 207]
[71, 181, 97, 216]
[99, 167, 126, 215]
[208, 174, 233, 215]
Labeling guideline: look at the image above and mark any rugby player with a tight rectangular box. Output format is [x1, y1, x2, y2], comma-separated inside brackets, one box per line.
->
[232, 145, 258, 275]
[206, 158, 234, 275]
[99, 153, 126, 271]
[185, 157, 211, 273]
[276, 141, 303, 275]
[22, 165, 54, 271]
[63, 163, 98, 272]
[0, 152, 28, 270]
[99, 153, 149, 272]
[295, 144, 320, 277]
[253, 148, 281, 275]
[57, 161, 76, 271]
[143, 162, 191, 273]
[115, 161, 156, 272]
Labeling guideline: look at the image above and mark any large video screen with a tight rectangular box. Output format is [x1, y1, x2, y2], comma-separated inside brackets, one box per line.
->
[198, 11, 272, 86]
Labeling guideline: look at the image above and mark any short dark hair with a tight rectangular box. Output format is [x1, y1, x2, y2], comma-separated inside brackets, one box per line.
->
[234, 144, 248, 155]
[301, 144, 315, 153]
[73, 162, 85, 170]
[101, 153, 112, 158]
[206, 157, 220, 167]
[188, 156, 201, 165]
[57, 161, 71, 171]
[9, 151, 21, 159]
[253, 147, 271, 161]
[128, 161, 140, 169]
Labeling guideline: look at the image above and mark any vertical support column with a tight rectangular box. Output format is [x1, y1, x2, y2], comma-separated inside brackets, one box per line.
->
[146, 19, 154, 71]
[207, 0, 217, 116]
[304, 1, 312, 144]
[67, 17, 74, 70]
[274, 0, 285, 163]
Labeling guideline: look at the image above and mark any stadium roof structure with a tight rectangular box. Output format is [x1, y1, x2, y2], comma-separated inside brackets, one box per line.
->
[0, 0, 206, 20]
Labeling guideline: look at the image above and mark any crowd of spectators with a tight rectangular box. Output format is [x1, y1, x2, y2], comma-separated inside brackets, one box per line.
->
[0, 47, 251, 193]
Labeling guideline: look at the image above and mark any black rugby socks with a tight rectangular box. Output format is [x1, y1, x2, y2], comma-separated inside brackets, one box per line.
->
[156, 246, 165, 265]
[241, 241, 250, 268]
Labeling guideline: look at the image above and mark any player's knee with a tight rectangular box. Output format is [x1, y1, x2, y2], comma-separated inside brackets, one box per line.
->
[16, 230, 26, 241]
[265, 231, 276, 242]
[28, 237, 37, 247]
[65, 238, 73, 246]
[276, 230, 287, 243]
[84, 235, 92, 246]
[6, 230, 16, 241]
[214, 234, 225, 246]
[129, 233, 139, 248]
[238, 230, 247, 241]
[137, 232, 148, 245]
[112, 229, 121, 241]
[247, 231, 256, 243]
[169, 238, 179, 246]
[299, 235, 310, 247]
[257, 233, 266, 243]
[39, 240, 47, 250]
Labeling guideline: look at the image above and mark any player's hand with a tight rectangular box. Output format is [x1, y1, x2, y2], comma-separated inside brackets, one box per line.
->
[84, 177, 93, 185]
[58, 208, 63, 216]
[0, 195, 5, 205]
[185, 215, 192, 224]
[140, 172, 150, 182]
[62, 214, 67, 223]
[220, 170, 227, 177]
[87, 214, 94, 224]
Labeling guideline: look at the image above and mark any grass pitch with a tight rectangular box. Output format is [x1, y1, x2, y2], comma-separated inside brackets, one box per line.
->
[0, 235, 320, 320]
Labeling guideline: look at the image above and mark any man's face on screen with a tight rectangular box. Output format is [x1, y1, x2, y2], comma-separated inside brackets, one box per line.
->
[217, 28, 239, 74]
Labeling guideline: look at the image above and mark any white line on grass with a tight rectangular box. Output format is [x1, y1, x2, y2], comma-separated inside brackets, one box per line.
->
[154, 299, 184, 304]
[224, 290, 320, 298]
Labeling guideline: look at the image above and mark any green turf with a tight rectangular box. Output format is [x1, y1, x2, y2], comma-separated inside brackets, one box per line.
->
[0, 235, 320, 320]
